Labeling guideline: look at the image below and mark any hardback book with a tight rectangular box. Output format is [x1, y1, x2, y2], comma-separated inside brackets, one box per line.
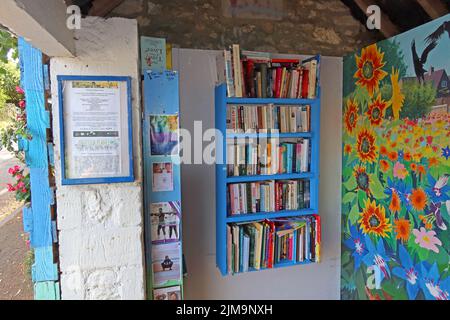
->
[141, 36, 166, 73]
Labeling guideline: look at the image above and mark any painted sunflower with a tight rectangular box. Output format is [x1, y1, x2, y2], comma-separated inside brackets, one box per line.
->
[390, 68, 405, 120]
[359, 199, 392, 238]
[356, 128, 377, 163]
[366, 94, 388, 126]
[394, 218, 410, 243]
[354, 166, 370, 194]
[344, 99, 359, 135]
[354, 44, 388, 97]
[409, 188, 427, 212]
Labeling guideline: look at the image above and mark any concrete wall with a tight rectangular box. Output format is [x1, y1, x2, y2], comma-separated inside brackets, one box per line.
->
[110, 0, 381, 57]
[50, 17, 145, 300]
[175, 49, 343, 299]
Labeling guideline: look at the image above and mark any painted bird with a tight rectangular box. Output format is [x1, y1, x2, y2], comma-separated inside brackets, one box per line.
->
[411, 39, 437, 84]
[425, 20, 450, 44]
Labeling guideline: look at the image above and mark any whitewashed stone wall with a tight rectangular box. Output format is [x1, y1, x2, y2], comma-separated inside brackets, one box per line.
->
[50, 17, 145, 300]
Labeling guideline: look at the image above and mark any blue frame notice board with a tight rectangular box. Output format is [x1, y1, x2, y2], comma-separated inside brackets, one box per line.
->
[57, 76, 134, 185]
[143, 71, 184, 300]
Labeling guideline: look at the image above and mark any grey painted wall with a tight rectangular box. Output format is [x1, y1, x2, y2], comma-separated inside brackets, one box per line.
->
[174, 49, 342, 299]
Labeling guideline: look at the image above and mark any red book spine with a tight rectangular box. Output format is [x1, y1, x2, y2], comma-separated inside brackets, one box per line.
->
[275, 67, 282, 98]
[301, 69, 309, 99]
[245, 60, 254, 97]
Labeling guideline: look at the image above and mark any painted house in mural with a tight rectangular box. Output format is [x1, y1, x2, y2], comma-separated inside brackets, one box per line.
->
[403, 67, 450, 114]
[341, 14, 450, 300]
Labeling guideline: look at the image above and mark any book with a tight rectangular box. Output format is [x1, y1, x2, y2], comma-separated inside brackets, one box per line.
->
[141, 36, 166, 73]
[218, 45, 319, 98]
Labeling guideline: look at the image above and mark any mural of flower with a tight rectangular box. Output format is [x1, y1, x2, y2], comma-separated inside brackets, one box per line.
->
[393, 245, 420, 300]
[389, 68, 405, 120]
[366, 94, 388, 126]
[442, 146, 450, 160]
[354, 166, 370, 194]
[356, 128, 377, 163]
[409, 188, 427, 211]
[344, 99, 359, 134]
[412, 227, 442, 253]
[380, 145, 388, 157]
[380, 159, 390, 172]
[363, 236, 391, 281]
[389, 190, 401, 213]
[344, 144, 352, 154]
[393, 162, 408, 180]
[358, 199, 391, 238]
[343, 225, 366, 271]
[419, 263, 449, 300]
[394, 218, 410, 242]
[354, 44, 388, 97]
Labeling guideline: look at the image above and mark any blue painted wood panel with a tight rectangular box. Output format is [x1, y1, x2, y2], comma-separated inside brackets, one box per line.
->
[19, 38, 59, 299]
[143, 70, 183, 299]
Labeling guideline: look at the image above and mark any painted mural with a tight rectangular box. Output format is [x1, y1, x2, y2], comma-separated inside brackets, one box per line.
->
[341, 14, 450, 300]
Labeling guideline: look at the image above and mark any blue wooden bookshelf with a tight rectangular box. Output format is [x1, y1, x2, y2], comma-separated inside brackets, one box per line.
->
[215, 56, 321, 276]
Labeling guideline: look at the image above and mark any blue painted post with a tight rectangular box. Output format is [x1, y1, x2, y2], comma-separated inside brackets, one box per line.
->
[18, 38, 60, 300]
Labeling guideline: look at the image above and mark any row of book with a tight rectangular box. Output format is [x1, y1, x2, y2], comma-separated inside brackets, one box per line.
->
[218, 44, 319, 99]
[228, 179, 310, 215]
[227, 139, 310, 177]
[227, 215, 321, 274]
[227, 104, 311, 133]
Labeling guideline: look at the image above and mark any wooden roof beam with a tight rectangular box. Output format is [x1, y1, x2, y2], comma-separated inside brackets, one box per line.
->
[416, 0, 448, 19]
[353, 0, 400, 38]
[89, 0, 124, 17]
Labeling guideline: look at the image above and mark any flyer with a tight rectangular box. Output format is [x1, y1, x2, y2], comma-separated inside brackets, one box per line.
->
[152, 162, 174, 192]
[150, 115, 179, 156]
[150, 201, 181, 244]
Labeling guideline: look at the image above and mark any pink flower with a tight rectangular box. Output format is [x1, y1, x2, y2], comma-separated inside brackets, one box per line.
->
[18, 100, 26, 109]
[16, 174, 24, 181]
[393, 161, 408, 180]
[17, 181, 25, 189]
[413, 227, 442, 253]
[8, 166, 21, 175]
[16, 86, 25, 95]
[7, 184, 16, 192]
[21, 188, 27, 194]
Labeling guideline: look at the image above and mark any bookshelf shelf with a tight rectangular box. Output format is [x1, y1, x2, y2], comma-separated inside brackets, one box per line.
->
[234, 260, 314, 275]
[226, 208, 316, 223]
[226, 97, 319, 105]
[227, 132, 313, 139]
[215, 54, 321, 276]
[226, 173, 315, 183]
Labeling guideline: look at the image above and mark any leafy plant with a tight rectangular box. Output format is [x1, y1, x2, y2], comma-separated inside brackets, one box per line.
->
[7, 165, 31, 203]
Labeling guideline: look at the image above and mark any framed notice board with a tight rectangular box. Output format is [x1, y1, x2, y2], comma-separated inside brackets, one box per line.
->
[57, 75, 134, 185]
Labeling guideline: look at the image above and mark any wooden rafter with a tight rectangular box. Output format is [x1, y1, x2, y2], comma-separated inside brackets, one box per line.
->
[353, 0, 400, 38]
[88, 0, 124, 17]
[416, 0, 448, 19]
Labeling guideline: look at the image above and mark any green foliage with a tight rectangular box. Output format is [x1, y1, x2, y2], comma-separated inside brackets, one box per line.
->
[400, 81, 436, 119]
[0, 29, 17, 64]
[0, 60, 21, 121]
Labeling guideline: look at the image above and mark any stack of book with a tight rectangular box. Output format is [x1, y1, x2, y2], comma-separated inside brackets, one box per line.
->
[227, 179, 310, 215]
[226, 215, 321, 274]
[227, 139, 310, 176]
[227, 105, 311, 133]
[218, 44, 319, 99]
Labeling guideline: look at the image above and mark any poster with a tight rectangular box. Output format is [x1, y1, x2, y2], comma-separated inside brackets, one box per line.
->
[152, 162, 174, 192]
[152, 242, 182, 287]
[341, 14, 450, 300]
[150, 115, 179, 156]
[141, 36, 166, 73]
[153, 286, 181, 300]
[61, 78, 132, 181]
[151, 201, 181, 244]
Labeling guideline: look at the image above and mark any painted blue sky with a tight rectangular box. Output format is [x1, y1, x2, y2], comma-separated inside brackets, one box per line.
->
[393, 13, 450, 77]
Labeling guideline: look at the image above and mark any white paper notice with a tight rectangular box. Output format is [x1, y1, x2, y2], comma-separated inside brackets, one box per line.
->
[64, 81, 123, 179]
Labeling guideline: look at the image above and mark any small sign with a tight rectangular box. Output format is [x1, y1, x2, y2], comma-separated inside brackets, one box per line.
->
[141, 36, 166, 73]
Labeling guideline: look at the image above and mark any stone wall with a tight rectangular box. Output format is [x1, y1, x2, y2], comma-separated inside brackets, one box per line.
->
[50, 17, 145, 300]
[110, 0, 382, 57]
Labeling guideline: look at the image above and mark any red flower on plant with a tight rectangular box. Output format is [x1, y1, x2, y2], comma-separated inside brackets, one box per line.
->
[16, 86, 25, 95]
[8, 166, 21, 175]
[7, 184, 16, 192]
[18, 100, 26, 109]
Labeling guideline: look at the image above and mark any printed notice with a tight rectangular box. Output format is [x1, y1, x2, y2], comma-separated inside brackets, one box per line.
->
[63, 81, 124, 179]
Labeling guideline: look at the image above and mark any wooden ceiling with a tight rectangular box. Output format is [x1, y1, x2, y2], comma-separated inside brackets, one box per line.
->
[68, 0, 449, 39]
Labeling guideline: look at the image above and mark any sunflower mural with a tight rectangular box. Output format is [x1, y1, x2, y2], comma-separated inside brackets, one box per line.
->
[341, 15, 450, 300]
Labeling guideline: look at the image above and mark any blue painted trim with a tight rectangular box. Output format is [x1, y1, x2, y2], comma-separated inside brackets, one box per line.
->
[57, 75, 135, 186]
